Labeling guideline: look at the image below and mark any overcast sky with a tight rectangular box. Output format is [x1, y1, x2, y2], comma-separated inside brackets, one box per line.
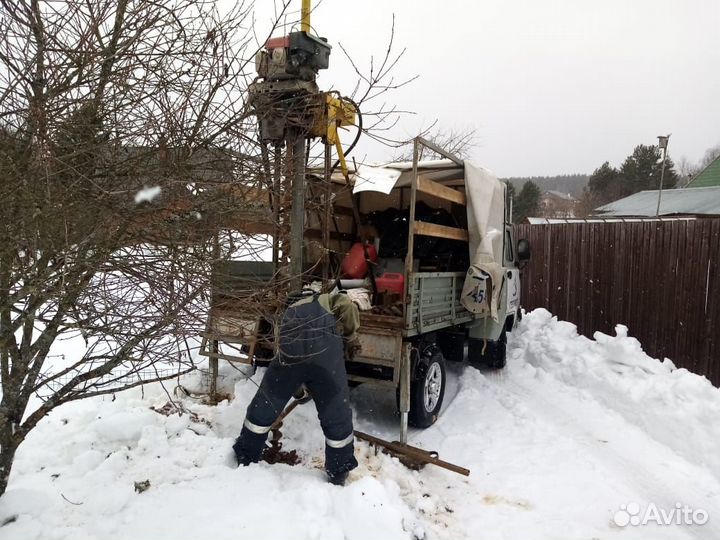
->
[255, 1, 720, 177]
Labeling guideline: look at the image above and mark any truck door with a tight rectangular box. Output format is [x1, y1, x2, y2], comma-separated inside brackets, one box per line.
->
[504, 226, 521, 314]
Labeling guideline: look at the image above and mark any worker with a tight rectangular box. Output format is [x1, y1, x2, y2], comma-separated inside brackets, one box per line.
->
[233, 291, 362, 485]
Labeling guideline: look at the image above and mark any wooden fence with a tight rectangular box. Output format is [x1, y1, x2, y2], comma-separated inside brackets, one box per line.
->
[514, 218, 720, 386]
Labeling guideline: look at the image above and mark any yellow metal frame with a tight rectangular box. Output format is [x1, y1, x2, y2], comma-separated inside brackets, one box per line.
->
[311, 94, 357, 177]
[301, 0, 311, 32]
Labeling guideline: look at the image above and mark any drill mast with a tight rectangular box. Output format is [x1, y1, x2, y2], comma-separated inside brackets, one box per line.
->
[249, 0, 355, 293]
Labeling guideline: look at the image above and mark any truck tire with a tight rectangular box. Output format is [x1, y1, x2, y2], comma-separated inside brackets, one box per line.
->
[468, 330, 507, 370]
[408, 347, 446, 428]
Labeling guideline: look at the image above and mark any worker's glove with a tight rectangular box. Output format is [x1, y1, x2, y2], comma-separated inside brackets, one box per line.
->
[292, 385, 312, 404]
[345, 336, 362, 360]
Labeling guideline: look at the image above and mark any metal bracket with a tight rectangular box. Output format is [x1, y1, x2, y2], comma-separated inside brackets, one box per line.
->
[399, 342, 411, 444]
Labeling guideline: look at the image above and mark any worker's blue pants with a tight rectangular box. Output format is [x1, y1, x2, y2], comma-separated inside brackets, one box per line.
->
[233, 299, 358, 478]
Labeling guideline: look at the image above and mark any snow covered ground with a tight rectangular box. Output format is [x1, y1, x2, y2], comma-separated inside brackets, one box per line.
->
[1, 309, 719, 540]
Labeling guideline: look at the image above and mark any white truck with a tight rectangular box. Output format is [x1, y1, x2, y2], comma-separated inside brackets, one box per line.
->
[203, 137, 530, 442]
[342, 139, 530, 437]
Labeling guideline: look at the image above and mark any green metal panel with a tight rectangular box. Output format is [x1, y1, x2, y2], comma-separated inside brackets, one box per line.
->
[405, 271, 475, 336]
[688, 156, 720, 188]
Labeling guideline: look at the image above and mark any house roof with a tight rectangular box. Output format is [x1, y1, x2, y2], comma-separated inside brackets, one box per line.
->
[595, 186, 720, 217]
[687, 154, 720, 188]
[526, 216, 697, 225]
[543, 190, 577, 201]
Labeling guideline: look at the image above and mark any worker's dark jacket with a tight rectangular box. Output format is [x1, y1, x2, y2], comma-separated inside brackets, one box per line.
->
[233, 293, 359, 479]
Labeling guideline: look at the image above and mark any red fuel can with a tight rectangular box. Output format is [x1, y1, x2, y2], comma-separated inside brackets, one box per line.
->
[375, 272, 404, 294]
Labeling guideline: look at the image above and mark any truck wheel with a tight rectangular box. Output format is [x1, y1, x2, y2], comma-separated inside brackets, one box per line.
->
[468, 330, 507, 369]
[408, 347, 446, 428]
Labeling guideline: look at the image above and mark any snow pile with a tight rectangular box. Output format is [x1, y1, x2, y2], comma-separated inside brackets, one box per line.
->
[0, 367, 439, 540]
[134, 185, 162, 203]
[1, 309, 720, 539]
[511, 308, 720, 477]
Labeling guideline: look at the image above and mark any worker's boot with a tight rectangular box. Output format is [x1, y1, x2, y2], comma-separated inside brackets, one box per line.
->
[232, 429, 265, 466]
[327, 470, 349, 486]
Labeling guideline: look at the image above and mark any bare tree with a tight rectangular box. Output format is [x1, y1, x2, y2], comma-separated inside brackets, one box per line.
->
[698, 144, 720, 171]
[676, 156, 697, 186]
[0, 0, 296, 495]
[393, 127, 478, 162]
[336, 15, 418, 150]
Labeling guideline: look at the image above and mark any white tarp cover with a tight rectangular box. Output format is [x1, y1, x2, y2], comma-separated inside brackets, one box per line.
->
[352, 165, 402, 195]
[461, 161, 506, 321]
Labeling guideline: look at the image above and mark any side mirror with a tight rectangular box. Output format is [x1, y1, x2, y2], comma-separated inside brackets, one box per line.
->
[517, 239, 531, 262]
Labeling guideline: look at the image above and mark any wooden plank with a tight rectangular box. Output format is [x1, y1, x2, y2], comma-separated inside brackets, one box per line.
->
[659, 220, 675, 360]
[417, 175, 466, 205]
[635, 222, 652, 347]
[550, 224, 565, 318]
[600, 223, 611, 332]
[413, 221, 469, 242]
[671, 220, 686, 367]
[571, 224, 584, 323]
[582, 223, 594, 337]
[347, 374, 396, 388]
[417, 136, 464, 166]
[598, 222, 611, 334]
[627, 222, 641, 343]
[645, 222, 660, 355]
[665, 220, 681, 363]
[679, 220, 698, 375]
[563, 224, 574, 320]
[359, 312, 405, 329]
[612, 222, 626, 327]
[693, 219, 713, 377]
[544, 224, 552, 310]
[598, 222, 610, 333]
[706, 219, 720, 385]
[405, 140, 420, 325]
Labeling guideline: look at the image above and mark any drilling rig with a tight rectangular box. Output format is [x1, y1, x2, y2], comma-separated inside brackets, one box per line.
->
[201, 1, 482, 477]
[248, 0, 357, 292]
[201, 0, 362, 389]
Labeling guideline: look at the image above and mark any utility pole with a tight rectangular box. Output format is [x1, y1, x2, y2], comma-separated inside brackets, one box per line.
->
[655, 134, 670, 217]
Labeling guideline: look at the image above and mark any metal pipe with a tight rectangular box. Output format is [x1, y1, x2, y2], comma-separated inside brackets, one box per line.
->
[656, 134, 670, 217]
[399, 343, 411, 444]
[272, 143, 282, 273]
[301, 0, 311, 32]
[403, 138, 420, 325]
[290, 132, 306, 290]
[322, 142, 331, 283]
[416, 136, 463, 166]
[354, 430, 470, 476]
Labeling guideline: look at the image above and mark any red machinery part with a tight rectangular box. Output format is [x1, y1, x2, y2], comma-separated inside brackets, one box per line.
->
[341, 243, 378, 279]
[265, 36, 290, 50]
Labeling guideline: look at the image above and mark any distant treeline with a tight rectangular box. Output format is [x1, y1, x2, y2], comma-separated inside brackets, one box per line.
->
[502, 174, 589, 198]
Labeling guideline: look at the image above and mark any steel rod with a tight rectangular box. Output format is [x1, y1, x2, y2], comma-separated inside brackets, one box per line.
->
[354, 430, 470, 477]
[289, 132, 306, 290]
[323, 142, 331, 283]
[272, 143, 282, 272]
[416, 136, 464, 166]
[399, 343, 411, 444]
